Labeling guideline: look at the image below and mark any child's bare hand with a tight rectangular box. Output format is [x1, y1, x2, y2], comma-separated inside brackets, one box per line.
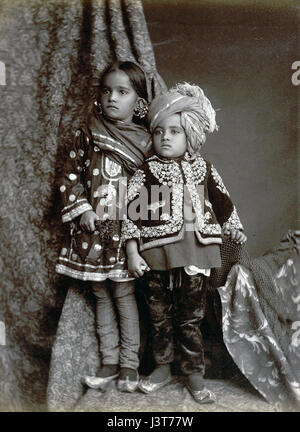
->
[224, 227, 247, 244]
[128, 253, 150, 278]
[80, 210, 100, 232]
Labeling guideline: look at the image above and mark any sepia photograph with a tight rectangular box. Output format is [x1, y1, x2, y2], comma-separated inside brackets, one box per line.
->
[0, 0, 299, 419]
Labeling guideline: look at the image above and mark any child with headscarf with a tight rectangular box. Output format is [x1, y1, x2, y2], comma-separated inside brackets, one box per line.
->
[122, 82, 247, 404]
[56, 61, 151, 393]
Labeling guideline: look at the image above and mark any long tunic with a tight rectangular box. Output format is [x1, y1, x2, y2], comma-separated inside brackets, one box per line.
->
[56, 112, 151, 282]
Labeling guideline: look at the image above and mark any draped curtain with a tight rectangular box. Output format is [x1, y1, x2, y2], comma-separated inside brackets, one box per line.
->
[0, 0, 166, 411]
[218, 231, 300, 410]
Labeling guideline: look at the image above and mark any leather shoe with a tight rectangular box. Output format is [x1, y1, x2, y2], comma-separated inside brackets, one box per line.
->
[84, 373, 119, 391]
[138, 374, 172, 394]
[185, 381, 216, 404]
[117, 373, 139, 393]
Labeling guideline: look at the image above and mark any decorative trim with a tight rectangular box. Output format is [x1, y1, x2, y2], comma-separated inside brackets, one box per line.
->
[62, 202, 93, 223]
[62, 197, 87, 212]
[121, 219, 141, 242]
[127, 169, 146, 201]
[93, 132, 119, 145]
[140, 226, 185, 251]
[222, 207, 244, 231]
[182, 161, 205, 230]
[148, 160, 182, 186]
[211, 165, 230, 196]
[56, 263, 134, 282]
[141, 183, 184, 238]
[92, 138, 137, 165]
[195, 231, 222, 245]
[190, 156, 207, 184]
[58, 256, 117, 269]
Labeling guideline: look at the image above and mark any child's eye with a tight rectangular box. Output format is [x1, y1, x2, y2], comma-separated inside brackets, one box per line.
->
[120, 90, 128, 95]
[171, 129, 180, 134]
[154, 129, 163, 135]
[102, 88, 110, 95]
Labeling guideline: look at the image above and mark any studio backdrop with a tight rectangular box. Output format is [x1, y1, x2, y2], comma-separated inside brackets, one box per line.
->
[0, 0, 165, 411]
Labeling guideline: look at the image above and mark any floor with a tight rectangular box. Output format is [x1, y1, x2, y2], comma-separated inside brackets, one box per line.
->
[73, 367, 277, 413]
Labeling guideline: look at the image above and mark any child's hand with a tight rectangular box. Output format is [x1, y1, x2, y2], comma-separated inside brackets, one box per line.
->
[128, 252, 150, 278]
[224, 227, 247, 244]
[80, 210, 100, 232]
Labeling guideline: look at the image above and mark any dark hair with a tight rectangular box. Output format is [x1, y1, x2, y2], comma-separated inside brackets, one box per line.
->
[99, 60, 148, 102]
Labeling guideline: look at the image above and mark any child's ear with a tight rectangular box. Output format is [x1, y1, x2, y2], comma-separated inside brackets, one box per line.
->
[94, 100, 102, 114]
[134, 98, 149, 119]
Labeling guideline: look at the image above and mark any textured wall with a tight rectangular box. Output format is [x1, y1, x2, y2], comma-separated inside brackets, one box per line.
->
[143, 0, 300, 257]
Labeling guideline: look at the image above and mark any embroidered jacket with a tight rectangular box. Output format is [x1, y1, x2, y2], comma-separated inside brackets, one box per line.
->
[122, 153, 243, 251]
[56, 111, 151, 282]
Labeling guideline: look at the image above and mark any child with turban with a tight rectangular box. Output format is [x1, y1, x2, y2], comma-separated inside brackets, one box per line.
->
[122, 82, 246, 403]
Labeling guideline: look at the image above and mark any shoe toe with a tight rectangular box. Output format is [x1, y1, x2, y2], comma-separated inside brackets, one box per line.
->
[186, 384, 216, 404]
[138, 375, 171, 394]
[84, 376, 103, 389]
[84, 374, 118, 390]
[117, 377, 139, 393]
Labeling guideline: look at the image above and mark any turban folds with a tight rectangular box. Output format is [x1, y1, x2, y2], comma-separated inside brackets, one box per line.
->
[148, 82, 218, 154]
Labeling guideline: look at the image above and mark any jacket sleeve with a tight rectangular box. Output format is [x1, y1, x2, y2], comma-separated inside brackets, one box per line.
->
[207, 164, 244, 231]
[121, 168, 146, 243]
[59, 129, 93, 223]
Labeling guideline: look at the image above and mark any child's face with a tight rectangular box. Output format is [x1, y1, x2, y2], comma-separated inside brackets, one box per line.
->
[153, 114, 187, 159]
[100, 70, 139, 122]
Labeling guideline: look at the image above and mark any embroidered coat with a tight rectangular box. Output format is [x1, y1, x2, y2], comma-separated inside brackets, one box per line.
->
[122, 153, 243, 252]
[56, 111, 151, 282]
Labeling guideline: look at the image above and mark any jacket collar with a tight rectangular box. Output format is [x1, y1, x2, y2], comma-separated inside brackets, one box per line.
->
[146, 151, 196, 164]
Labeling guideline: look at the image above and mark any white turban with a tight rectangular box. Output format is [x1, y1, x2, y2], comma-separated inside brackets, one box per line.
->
[148, 82, 218, 154]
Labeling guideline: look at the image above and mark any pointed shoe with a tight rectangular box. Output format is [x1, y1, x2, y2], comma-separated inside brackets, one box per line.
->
[138, 374, 172, 394]
[185, 382, 216, 404]
[117, 373, 139, 393]
[84, 373, 119, 390]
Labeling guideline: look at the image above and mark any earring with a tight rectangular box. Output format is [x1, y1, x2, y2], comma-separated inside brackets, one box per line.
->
[134, 98, 148, 119]
[94, 100, 102, 114]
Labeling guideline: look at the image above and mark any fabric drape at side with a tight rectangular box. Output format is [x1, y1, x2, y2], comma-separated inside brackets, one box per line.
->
[218, 231, 300, 411]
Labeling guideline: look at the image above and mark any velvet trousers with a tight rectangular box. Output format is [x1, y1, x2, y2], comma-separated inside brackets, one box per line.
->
[143, 269, 207, 376]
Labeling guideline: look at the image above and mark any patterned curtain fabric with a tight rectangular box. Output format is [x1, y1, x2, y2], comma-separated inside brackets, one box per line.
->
[218, 230, 300, 411]
[0, 0, 166, 411]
